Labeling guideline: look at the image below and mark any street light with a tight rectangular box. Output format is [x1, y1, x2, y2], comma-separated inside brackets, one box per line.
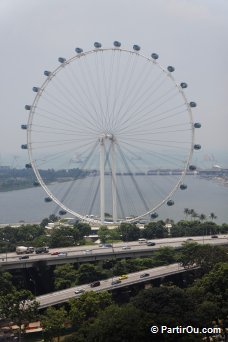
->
[2, 238, 9, 262]
[29, 278, 36, 296]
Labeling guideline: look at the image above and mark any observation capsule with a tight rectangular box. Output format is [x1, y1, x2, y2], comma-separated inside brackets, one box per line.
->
[59, 210, 67, 215]
[189, 102, 197, 108]
[167, 66, 175, 72]
[194, 123, 201, 128]
[33, 181, 40, 187]
[189, 165, 197, 171]
[167, 200, 174, 206]
[180, 184, 187, 190]
[113, 41, 121, 47]
[75, 47, 83, 53]
[194, 144, 201, 150]
[151, 53, 159, 60]
[58, 57, 66, 63]
[180, 82, 188, 89]
[44, 70, 51, 76]
[133, 44, 140, 51]
[32, 87, 40, 93]
[94, 42, 102, 48]
[21, 124, 27, 130]
[25, 163, 32, 169]
[44, 197, 52, 202]
[25, 105, 31, 110]
[151, 212, 158, 219]
[21, 144, 28, 149]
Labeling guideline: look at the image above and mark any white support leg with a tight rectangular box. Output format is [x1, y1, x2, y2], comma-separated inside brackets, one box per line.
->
[111, 140, 117, 222]
[99, 137, 105, 224]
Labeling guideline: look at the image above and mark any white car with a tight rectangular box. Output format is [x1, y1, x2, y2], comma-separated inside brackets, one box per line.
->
[83, 249, 92, 254]
[122, 245, 131, 250]
[75, 288, 85, 294]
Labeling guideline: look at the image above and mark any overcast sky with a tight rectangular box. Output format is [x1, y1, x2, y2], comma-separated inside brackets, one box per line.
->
[0, 0, 227, 168]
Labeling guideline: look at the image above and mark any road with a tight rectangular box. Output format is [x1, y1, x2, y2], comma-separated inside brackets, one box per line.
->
[36, 263, 196, 309]
[0, 235, 227, 268]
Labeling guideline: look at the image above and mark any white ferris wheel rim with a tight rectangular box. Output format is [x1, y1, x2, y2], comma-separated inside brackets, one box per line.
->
[26, 46, 195, 224]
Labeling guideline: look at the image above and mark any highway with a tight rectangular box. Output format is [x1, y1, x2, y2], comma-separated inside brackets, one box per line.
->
[0, 235, 227, 270]
[36, 263, 196, 309]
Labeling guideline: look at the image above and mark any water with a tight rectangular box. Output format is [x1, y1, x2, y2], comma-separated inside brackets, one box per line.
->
[0, 176, 227, 224]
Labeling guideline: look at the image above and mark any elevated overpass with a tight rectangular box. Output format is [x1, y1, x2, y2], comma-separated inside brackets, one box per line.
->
[0, 236, 227, 271]
[37, 263, 198, 309]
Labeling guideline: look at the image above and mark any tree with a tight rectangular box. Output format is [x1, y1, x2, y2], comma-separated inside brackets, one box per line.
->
[179, 243, 228, 273]
[74, 222, 91, 239]
[0, 271, 15, 294]
[41, 306, 68, 342]
[76, 264, 106, 284]
[0, 290, 39, 342]
[98, 225, 110, 243]
[117, 223, 140, 241]
[199, 214, 206, 222]
[54, 263, 77, 290]
[143, 221, 168, 239]
[131, 286, 195, 327]
[184, 208, 190, 220]
[69, 291, 113, 327]
[209, 212, 217, 221]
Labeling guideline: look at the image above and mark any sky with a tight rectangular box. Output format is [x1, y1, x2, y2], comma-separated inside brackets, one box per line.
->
[0, 0, 227, 168]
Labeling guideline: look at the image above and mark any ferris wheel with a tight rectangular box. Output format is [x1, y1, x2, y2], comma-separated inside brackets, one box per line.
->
[21, 41, 201, 224]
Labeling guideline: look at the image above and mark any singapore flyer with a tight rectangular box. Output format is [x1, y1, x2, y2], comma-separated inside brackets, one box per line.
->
[21, 41, 201, 225]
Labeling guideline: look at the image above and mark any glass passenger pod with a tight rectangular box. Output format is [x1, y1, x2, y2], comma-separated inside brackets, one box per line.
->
[194, 144, 201, 150]
[133, 45, 140, 51]
[44, 197, 52, 202]
[167, 200, 174, 206]
[44, 70, 51, 76]
[25, 105, 31, 110]
[180, 82, 188, 89]
[113, 41, 121, 47]
[167, 66, 175, 72]
[75, 47, 83, 54]
[194, 123, 201, 128]
[21, 124, 27, 130]
[59, 210, 67, 215]
[189, 165, 197, 171]
[21, 144, 28, 149]
[94, 42, 102, 48]
[151, 212, 158, 219]
[151, 53, 159, 60]
[189, 102, 197, 108]
[33, 181, 40, 187]
[25, 163, 32, 169]
[180, 184, 187, 190]
[32, 87, 40, 93]
[58, 57, 66, 64]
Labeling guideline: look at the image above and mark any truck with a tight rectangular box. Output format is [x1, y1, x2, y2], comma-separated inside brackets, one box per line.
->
[35, 246, 49, 254]
[16, 246, 34, 255]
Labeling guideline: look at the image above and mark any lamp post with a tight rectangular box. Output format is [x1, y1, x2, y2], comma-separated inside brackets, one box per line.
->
[2, 238, 9, 262]
[29, 278, 36, 296]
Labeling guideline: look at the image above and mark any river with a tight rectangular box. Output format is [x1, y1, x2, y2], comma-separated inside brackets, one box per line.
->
[0, 176, 227, 225]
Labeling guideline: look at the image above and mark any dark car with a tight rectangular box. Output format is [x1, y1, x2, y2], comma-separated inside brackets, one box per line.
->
[19, 255, 29, 260]
[90, 281, 101, 288]
[211, 235, 218, 238]
[147, 241, 156, 246]
[111, 279, 121, 285]
[140, 273, 150, 278]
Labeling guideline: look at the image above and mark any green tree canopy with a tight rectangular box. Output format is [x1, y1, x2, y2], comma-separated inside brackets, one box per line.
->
[0, 290, 39, 342]
[69, 291, 113, 327]
[117, 223, 140, 241]
[41, 306, 68, 342]
[54, 263, 78, 290]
